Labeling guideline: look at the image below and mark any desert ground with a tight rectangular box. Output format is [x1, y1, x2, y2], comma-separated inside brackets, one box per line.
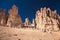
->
[0, 26, 60, 40]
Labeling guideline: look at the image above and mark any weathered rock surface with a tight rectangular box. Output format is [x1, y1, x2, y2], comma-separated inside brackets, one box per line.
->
[31, 19, 36, 28]
[24, 18, 31, 27]
[0, 9, 7, 25]
[0, 5, 60, 32]
[35, 7, 60, 32]
[7, 5, 22, 27]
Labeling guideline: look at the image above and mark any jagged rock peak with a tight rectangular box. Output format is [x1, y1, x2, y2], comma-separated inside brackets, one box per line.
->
[7, 5, 22, 27]
[36, 7, 59, 18]
[0, 9, 7, 25]
[0, 9, 6, 16]
[24, 18, 31, 27]
[8, 5, 18, 16]
[35, 7, 60, 32]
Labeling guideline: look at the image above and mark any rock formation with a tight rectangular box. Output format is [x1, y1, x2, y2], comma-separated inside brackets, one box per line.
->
[35, 7, 60, 32]
[0, 4, 60, 32]
[31, 19, 36, 28]
[58, 16, 60, 29]
[7, 5, 22, 27]
[24, 18, 31, 27]
[23, 18, 36, 28]
[0, 9, 7, 25]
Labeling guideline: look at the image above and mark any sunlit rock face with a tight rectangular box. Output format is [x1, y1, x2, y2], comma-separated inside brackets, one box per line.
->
[0, 4, 60, 33]
[23, 18, 36, 28]
[7, 5, 22, 27]
[0, 9, 7, 25]
[35, 7, 60, 32]
[58, 16, 60, 29]
[24, 18, 31, 27]
[31, 19, 36, 28]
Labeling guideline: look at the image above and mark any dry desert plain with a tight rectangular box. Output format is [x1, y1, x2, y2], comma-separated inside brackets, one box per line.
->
[0, 26, 60, 40]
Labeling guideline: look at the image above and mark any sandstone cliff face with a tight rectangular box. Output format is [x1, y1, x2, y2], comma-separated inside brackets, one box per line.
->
[7, 5, 22, 27]
[35, 7, 60, 32]
[0, 9, 7, 25]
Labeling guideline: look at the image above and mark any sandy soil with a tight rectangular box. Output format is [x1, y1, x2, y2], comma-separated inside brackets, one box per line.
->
[0, 26, 60, 40]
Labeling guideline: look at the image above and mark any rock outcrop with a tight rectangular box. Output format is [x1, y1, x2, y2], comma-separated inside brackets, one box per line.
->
[0, 5, 60, 32]
[35, 7, 60, 32]
[7, 5, 22, 27]
[31, 19, 36, 28]
[24, 18, 31, 27]
[0, 9, 7, 25]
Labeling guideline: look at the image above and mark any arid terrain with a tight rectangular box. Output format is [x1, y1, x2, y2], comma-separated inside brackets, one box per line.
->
[0, 26, 60, 40]
[0, 5, 60, 40]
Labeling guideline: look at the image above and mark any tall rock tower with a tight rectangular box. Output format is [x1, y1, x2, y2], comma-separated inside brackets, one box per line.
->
[0, 9, 7, 25]
[31, 19, 36, 28]
[35, 7, 59, 32]
[24, 18, 31, 27]
[7, 5, 22, 27]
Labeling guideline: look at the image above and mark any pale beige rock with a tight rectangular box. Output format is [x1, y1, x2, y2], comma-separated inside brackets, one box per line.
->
[51, 18, 59, 31]
[32, 19, 35, 26]
[0, 5, 60, 33]
[47, 8, 51, 17]
[24, 18, 31, 27]
[31, 19, 36, 28]
[0, 9, 7, 25]
[35, 7, 60, 32]
[7, 5, 22, 27]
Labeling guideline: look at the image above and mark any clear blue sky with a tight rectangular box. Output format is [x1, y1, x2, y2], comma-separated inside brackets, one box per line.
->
[0, 0, 60, 22]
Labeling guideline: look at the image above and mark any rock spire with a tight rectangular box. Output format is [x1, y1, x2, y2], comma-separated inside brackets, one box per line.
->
[7, 5, 22, 27]
[35, 7, 60, 32]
